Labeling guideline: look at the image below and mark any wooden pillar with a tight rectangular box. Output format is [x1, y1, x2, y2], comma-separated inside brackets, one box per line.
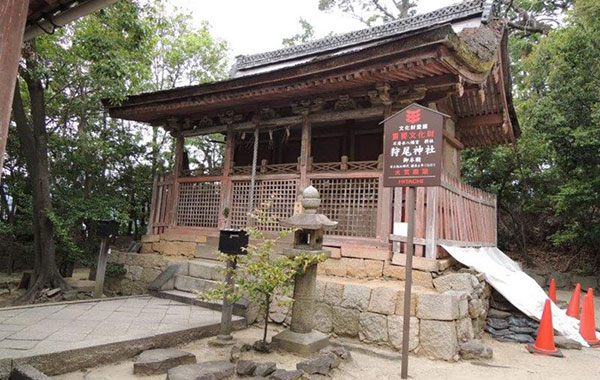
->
[169, 121, 184, 228]
[248, 126, 259, 216]
[378, 106, 393, 246]
[0, 0, 29, 177]
[219, 127, 235, 229]
[93, 238, 110, 298]
[173, 127, 185, 177]
[148, 174, 159, 234]
[299, 116, 311, 189]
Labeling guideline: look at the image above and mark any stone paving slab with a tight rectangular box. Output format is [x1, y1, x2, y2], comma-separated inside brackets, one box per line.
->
[0, 296, 245, 378]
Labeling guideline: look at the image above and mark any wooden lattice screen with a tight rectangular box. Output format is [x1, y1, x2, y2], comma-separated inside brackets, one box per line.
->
[311, 177, 379, 238]
[150, 174, 174, 234]
[230, 178, 298, 231]
[176, 181, 221, 228]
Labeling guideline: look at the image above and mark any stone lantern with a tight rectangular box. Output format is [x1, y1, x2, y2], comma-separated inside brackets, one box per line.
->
[272, 186, 338, 355]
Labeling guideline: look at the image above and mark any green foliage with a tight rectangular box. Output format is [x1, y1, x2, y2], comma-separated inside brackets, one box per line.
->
[519, 0, 600, 250]
[106, 263, 127, 278]
[319, 0, 417, 26]
[282, 18, 315, 47]
[3, 0, 229, 268]
[462, 0, 600, 266]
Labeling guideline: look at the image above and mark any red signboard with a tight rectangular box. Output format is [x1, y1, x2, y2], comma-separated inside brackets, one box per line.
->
[382, 104, 446, 187]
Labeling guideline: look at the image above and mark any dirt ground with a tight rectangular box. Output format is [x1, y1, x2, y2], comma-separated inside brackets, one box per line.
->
[0, 268, 94, 307]
[55, 321, 600, 380]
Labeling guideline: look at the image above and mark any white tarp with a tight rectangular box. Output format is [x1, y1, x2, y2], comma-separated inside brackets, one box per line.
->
[442, 245, 596, 347]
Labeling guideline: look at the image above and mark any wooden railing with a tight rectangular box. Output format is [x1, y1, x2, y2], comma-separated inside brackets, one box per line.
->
[438, 173, 497, 245]
[232, 160, 298, 175]
[149, 165, 497, 258]
[181, 167, 223, 177]
[310, 155, 382, 173]
[231, 156, 383, 175]
[149, 174, 175, 234]
[389, 172, 497, 259]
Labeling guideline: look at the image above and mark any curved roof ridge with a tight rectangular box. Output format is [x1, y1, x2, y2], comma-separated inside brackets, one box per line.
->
[235, 0, 492, 71]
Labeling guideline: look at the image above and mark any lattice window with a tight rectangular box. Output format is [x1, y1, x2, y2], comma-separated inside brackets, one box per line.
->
[176, 181, 221, 228]
[312, 177, 379, 238]
[230, 179, 298, 231]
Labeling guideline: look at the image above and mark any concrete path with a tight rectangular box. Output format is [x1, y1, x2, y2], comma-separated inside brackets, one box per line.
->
[0, 296, 245, 377]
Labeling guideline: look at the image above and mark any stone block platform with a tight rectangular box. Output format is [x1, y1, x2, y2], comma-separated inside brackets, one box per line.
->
[0, 296, 245, 378]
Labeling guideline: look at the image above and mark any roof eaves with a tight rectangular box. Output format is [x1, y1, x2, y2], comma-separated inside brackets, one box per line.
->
[235, 0, 490, 71]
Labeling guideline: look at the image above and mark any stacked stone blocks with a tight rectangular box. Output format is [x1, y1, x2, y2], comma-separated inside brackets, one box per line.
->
[312, 269, 490, 361]
[141, 233, 207, 258]
[105, 250, 179, 295]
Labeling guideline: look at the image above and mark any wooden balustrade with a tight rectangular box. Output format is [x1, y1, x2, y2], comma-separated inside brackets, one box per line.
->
[181, 166, 223, 177]
[232, 162, 298, 175]
[149, 174, 175, 234]
[149, 166, 497, 259]
[389, 172, 497, 259]
[309, 155, 382, 173]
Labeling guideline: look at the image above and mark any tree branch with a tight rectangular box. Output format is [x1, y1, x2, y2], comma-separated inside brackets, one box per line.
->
[372, 0, 396, 20]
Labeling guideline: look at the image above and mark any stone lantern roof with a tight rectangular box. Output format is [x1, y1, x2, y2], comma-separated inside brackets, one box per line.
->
[280, 186, 338, 230]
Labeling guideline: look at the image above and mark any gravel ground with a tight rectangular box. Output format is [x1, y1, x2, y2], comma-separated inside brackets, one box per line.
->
[55, 319, 600, 380]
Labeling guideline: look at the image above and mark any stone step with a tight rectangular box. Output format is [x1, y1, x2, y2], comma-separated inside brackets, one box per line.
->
[174, 274, 219, 293]
[195, 237, 220, 260]
[188, 259, 226, 282]
[153, 289, 251, 319]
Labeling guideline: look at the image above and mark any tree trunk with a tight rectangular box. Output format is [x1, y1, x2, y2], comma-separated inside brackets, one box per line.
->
[263, 293, 270, 343]
[11, 50, 70, 303]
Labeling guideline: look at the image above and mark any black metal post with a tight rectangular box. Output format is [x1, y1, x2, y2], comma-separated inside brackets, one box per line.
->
[218, 256, 237, 341]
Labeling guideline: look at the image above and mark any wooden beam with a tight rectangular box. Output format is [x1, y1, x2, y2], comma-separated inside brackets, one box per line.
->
[443, 129, 464, 150]
[0, 0, 30, 179]
[456, 113, 503, 131]
[182, 107, 387, 137]
[390, 234, 495, 248]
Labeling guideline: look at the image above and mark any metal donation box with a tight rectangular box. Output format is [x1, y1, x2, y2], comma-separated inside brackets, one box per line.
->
[218, 229, 249, 255]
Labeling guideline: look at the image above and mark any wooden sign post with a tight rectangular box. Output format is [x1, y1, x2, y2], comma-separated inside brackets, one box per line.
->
[382, 104, 446, 379]
[93, 220, 119, 298]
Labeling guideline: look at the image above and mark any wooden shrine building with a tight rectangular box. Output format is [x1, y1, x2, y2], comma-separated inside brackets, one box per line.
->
[105, 0, 518, 262]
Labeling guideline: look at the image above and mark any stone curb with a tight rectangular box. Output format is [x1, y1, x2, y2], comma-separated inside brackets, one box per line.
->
[0, 308, 245, 379]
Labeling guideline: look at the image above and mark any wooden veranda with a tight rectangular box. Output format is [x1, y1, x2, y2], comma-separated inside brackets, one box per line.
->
[106, 0, 516, 261]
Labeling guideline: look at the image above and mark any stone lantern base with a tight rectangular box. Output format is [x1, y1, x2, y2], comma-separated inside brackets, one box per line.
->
[272, 329, 329, 356]
[274, 186, 336, 356]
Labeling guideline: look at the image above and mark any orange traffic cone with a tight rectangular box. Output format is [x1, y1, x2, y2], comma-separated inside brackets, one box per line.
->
[548, 278, 557, 303]
[526, 299, 564, 357]
[566, 283, 582, 319]
[579, 289, 600, 347]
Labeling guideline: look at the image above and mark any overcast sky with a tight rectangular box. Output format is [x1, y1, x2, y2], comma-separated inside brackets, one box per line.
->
[169, 0, 461, 58]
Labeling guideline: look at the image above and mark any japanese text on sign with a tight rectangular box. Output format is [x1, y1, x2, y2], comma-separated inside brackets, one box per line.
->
[382, 104, 445, 187]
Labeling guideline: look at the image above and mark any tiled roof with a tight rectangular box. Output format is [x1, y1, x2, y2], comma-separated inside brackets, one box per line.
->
[235, 0, 499, 70]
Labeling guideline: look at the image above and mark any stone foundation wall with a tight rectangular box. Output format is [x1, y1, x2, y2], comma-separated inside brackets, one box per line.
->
[105, 250, 180, 295]
[269, 257, 491, 361]
[310, 271, 489, 360]
[140, 233, 207, 258]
